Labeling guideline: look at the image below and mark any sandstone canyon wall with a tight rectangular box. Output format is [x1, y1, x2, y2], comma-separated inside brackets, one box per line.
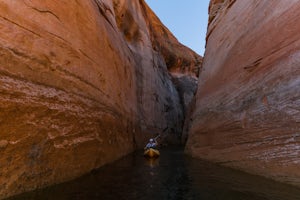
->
[0, 0, 201, 198]
[186, 0, 300, 187]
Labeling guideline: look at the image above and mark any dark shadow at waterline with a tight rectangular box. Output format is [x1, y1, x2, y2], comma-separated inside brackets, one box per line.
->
[6, 147, 300, 200]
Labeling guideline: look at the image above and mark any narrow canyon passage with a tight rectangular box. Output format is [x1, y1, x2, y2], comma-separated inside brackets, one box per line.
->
[6, 148, 300, 200]
[0, 0, 299, 199]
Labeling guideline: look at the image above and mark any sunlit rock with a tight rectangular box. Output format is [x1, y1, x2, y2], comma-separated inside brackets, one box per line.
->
[0, 0, 200, 198]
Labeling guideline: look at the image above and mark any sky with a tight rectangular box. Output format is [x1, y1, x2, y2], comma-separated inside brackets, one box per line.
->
[144, 0, 210, 56]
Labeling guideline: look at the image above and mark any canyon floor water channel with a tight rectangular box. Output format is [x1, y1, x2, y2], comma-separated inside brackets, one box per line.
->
[7, 147, 300, 200]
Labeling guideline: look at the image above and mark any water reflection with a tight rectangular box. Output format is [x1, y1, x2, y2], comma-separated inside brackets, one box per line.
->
[145, 157, 160, 168]
[7, 147, 300, 200]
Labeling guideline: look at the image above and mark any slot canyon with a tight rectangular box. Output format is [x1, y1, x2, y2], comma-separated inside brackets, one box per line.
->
[0, 0, 299, 199]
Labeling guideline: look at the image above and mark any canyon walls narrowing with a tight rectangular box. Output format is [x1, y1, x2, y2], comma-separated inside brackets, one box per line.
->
[0, 0, 201, 198]
[186, 0, 300, 187]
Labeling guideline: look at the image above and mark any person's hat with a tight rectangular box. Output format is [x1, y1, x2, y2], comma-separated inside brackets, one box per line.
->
[149, 138, 154, 142]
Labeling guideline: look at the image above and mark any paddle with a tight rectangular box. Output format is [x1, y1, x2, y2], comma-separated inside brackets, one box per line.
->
[154, 134, 160, 140]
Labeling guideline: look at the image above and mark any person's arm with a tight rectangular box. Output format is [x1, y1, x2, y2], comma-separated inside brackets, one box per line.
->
[144, 143, 150, 149]
[154, 139, 158, 147]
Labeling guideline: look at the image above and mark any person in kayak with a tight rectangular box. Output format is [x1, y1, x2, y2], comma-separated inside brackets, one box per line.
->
[144, 138, 158, 149]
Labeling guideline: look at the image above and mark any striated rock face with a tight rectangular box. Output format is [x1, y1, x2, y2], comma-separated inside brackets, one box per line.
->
[186, 0, 300, 187]
[140, 2, 201, 117]
[0, 0, 200, 198]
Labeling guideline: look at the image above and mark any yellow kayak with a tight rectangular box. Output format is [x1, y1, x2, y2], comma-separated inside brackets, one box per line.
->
[144, 148, 160, 158]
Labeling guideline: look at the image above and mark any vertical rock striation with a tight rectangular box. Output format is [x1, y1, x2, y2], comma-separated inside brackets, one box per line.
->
[0, 0, 201, 198]
[186, 0, 300, 187]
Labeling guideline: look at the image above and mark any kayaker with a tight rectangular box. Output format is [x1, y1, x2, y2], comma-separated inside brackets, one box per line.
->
[144, 138, 157, 149]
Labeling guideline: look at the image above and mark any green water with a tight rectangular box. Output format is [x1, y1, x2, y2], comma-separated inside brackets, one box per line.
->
[7, 148, 300, 200]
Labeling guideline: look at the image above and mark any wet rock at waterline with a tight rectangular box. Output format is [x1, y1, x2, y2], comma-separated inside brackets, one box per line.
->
[186, 0, 300, 187]
[0, 0, 200, 198]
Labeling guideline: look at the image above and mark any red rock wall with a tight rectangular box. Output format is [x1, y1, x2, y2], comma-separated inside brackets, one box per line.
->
[0, 0, 200, 198]
[186, 0, 300, 187]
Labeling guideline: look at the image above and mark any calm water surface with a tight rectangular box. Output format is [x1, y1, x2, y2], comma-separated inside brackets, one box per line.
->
[8, 147, 300, 200]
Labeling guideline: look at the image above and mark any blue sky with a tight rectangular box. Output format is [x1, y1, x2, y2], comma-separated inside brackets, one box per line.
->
[144, 0, 210, 56]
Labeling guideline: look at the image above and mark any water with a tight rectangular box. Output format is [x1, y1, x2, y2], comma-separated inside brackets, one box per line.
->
[7, 147, 300, 200]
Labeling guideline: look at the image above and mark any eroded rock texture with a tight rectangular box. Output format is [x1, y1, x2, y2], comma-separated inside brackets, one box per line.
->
[140, 2, 201, 116]
[0, 0, 200, 198]
[186, 0, 300, 187]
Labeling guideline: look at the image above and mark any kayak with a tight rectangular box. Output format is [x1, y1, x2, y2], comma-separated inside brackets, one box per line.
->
[144, 148, 160, 158]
